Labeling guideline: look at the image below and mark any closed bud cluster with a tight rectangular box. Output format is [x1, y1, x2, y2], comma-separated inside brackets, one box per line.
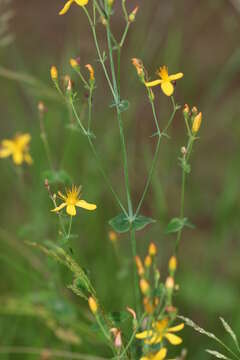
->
[148, 242, 157, 256]
[192, 112, 202, 134]
[129, 6, 139, 22]
[88, 297, 98, 314]
[139, 278, 150, 295]
[50, 66, 58, 81]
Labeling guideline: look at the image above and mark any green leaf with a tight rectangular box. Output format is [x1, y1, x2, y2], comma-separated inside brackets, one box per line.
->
[42, 170, 72, 185]
[109, 99, 130, 113]
[165, 217, 184, 233]
[165, 217, 194, 234]
[132, 215, 156, 231]
[118, 99, 130, 113]
[109, 213, 130, 233]
[109, 214, 156, 234]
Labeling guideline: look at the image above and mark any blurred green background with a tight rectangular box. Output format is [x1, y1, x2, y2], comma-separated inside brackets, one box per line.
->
[0, 0, 240, 359]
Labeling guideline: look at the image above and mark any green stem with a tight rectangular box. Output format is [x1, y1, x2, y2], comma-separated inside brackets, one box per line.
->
[130, 228, 141, 319]
[70, 99, 127, 216]
[84, 5, 116, 101]
[135, 96, 178, 216]
[175, 137, 194, 253]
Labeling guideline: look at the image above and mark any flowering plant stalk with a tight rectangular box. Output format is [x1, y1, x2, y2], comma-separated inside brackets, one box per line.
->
[0, 0, 204, 359]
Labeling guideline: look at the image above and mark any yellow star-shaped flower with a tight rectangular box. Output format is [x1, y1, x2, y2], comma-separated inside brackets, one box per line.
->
[136, 318, 184, 346]
[141, 348, 167, 360]
[145, 66, 183, 96]
[0, 133, 33, 166]
[59, 0, 89, 15]
[51, 185, 97, 216]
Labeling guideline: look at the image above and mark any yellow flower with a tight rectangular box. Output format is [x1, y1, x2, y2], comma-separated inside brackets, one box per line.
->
[141, 348, 167, 360]
[0, 133, 33, 166]
[136, 318, 184, 346]
[59, 0, 89, 15]
[145, 66, 183, 96]
[51, 185, 97, 216]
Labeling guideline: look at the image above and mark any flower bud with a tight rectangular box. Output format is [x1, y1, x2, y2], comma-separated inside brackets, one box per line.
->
[165, 276, 174, 290]
[139, 279, 150, 295]
[135, 256, 144, 276]
[50, 66, 58, 81]
[109, 230, 117, 243]
[88, 297, 98, 314]
[85, 64, 95, 82]
[191, 106, 198, 116]
[70, 58, 79, 69]
[148, 242, 157, 256]
[192, 112, 202, 134]
[144, 255, 152, 268]
[169, 256, 177, 272]
[183, 104, 190, 116]
[129, 6, 139, 22]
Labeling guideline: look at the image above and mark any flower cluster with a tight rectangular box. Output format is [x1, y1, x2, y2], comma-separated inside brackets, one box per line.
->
[135, 244, 184, 360]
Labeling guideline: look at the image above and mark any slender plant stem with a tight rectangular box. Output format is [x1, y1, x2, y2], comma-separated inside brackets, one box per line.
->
[70, 99, 127, 216]
[135, 96, 178, 216]
[84, 6, 116, 101]
[175, 137, 194, 253]
[130, 228, 141, 318]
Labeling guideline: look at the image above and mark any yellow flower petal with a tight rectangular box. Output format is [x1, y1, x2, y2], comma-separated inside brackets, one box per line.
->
[67, 205, 77, 216]
[13, 150, 23, 165]
[59, 0, 74, 15]
[155, 348, 167, 360]
[161, 81, 174, 96]
[58, 191, 67, 200]
[168, 323, 184, 333]
[145, 334, 162, 345]
[164, 332, 182, 345]
[75, 0, 89, 5]
[76, 200, 97, 211]
[0, 147, 12, 158]
[2, 140, 14, 149]
[136, 330, 153, 340]
[16, 133, 31, 147]
[145, 79, 162, 88]
[51, 202, 67, 212]
[168, 72, 184, 81]
[24, 153, 33, 165]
